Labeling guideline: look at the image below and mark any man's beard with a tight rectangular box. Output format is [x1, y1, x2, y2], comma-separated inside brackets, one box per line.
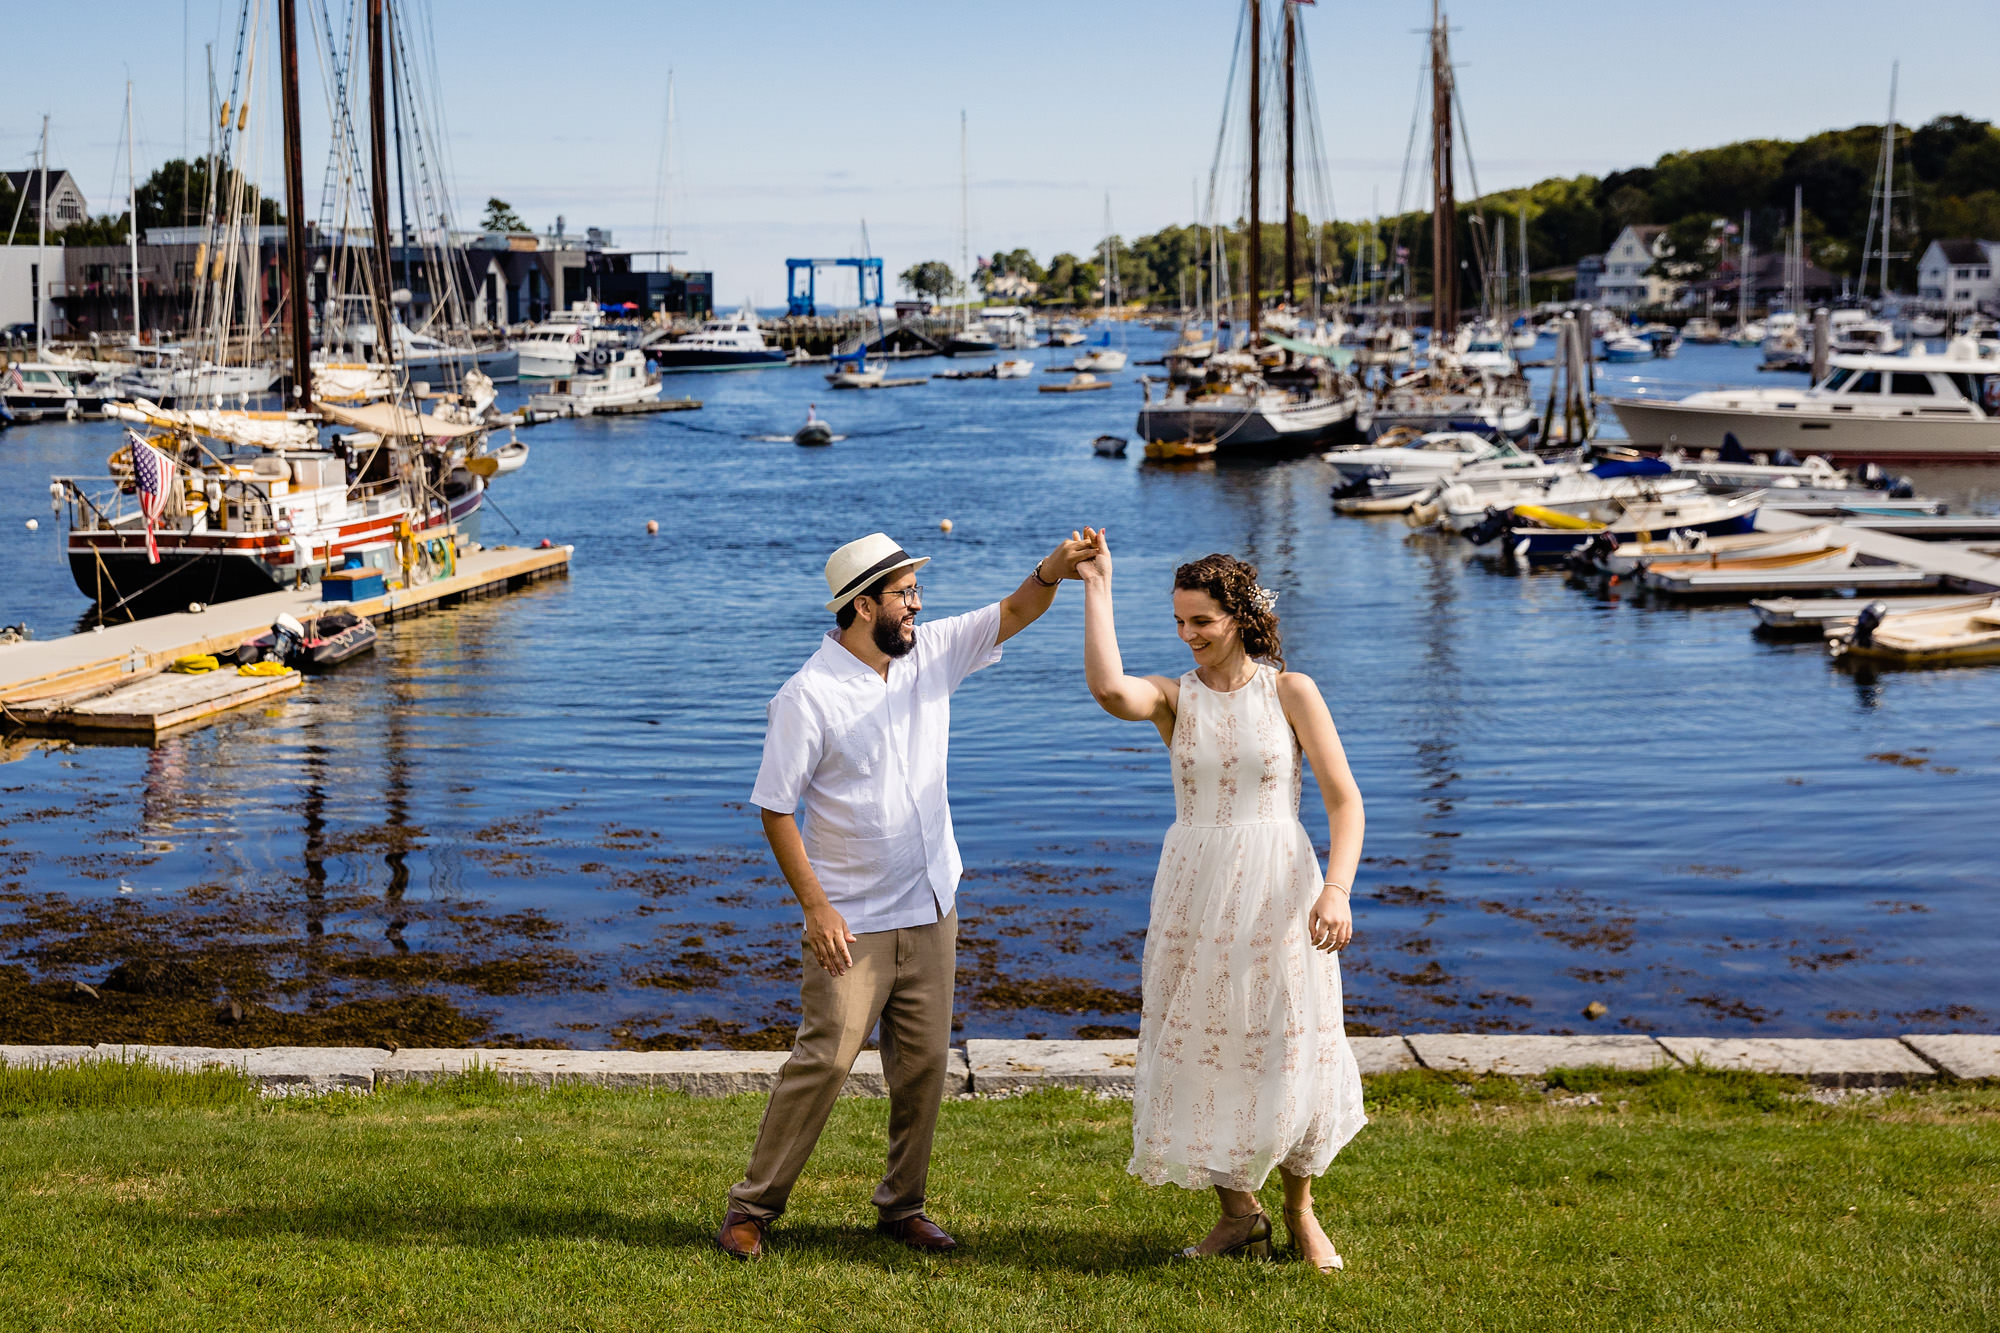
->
[873, 613, 916, 658]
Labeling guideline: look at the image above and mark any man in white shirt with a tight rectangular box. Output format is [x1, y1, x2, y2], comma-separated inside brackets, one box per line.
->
[717, 529, 1093, 1260]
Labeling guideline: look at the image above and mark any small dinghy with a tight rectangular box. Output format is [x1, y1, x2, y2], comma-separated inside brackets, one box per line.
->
[236, 610, 378, 672]
[1575, 523, 1842, 576]
[1040, 372, 1113, 394]
[995, 358, 1034, 379]
[1092, 434, 1128, 457]
[794, 405, 834, 447]
[1829, 595, 2000, 665]
[1637, 544, 1857, 590]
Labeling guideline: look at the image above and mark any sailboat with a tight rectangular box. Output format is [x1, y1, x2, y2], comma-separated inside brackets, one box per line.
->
[942, 111, 998, 358]
[1135, 0, 1366, 456]
[52, 0, 519, 617]
[1074, 196, 1128, 372]
[1362, 2, 1533, 441]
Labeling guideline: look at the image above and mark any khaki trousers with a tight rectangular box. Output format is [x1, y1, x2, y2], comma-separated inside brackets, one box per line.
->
[727, 909, 957, 1223]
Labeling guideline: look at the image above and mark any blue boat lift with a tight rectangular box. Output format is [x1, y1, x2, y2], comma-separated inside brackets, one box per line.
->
[785, 256, 884, 318]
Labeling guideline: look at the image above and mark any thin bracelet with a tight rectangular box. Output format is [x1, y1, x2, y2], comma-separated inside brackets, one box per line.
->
[1031, 559, 1058, 588]
[1323, 880, 1351, 896]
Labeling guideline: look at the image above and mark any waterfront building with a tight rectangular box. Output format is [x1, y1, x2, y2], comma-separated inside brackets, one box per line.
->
[1917, 239, 1999, 312]
[1572, 254, 1604, 303]
[1595, 225, 1675, 309]
[2, 168, 89, 232]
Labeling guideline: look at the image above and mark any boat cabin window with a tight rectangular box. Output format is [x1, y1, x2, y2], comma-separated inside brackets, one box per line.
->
[1889, 372, 1934, 397]
[1844, 371, 1882, 395]
[1821, 367, 1854, 391]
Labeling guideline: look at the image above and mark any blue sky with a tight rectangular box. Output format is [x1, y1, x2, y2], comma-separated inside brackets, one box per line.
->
[6, 1, 1997, 306]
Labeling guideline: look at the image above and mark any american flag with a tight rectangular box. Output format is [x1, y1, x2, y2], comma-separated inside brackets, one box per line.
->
[128, 429, 174, 565]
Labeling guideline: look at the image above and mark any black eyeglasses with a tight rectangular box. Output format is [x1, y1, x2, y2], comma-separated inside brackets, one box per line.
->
[872, 585, 923, 607]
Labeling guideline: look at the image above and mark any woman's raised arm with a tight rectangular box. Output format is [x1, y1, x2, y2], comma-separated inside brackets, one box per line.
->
[1079, 529, 1175, 730]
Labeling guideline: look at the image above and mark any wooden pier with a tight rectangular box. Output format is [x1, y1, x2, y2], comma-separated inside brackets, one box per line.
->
[0, 544, 571, 733]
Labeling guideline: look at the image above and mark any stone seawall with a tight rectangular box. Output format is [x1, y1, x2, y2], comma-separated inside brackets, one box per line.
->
[5, 1033, 1993, 1095]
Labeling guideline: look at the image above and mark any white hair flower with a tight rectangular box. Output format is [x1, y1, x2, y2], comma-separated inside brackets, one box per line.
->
[1249, 584, 1278, 615]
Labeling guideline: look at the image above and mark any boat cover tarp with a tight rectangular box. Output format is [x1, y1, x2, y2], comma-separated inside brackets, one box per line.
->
[106, 399, 321, 450]
[1257, 334, 1356, 368]
[1589, 457, 1673, 479]
[312, 399, 483, 440]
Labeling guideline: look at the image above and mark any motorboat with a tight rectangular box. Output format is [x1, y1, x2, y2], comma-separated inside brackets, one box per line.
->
[1041, 372, 1113, 394]
[1601, 331, 1652, 363]
[1092, 434, 1128, 457]
[1637, 543, 1857, 588]
[794, 406, 833, 447]
[1640, 324, 1682, 358]
[1576, 523, 1843, 576]
[978, 306, 1038, 349]
[943, 321, 999, 357]
[1683, 317, 1729, 344]
[235, 608, 378, 671]
[515, 303, 616, 378]
[1506, 318, 1539, 351]
[1436, 460, 1700, 534]
[994, 358, 1034, 379]
[2, 360, 111, 421]
[1608, 336, 2000, 462]
[1073, 346, 1128, 372]
[1828, 309, 1901, 356]
[1730, 320, 1766, 348]
[1452, 320, 1515, 373]
[1828, 595, 2000, 665]
[1325, 428, 1494, 485]
[651, 307, 787, 372]
[1760, 311, 1809, 371]
[527, 350, 662, 416]
[1048, 318, 1086, 347]
[1906, 312, 1948, 340]
[1468, 490, 1764, 560]
[117, 347, 280, 405]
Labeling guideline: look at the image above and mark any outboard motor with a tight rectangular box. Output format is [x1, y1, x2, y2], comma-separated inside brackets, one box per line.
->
[270, 613, 307, 666]
[1851, 601, 1890, 648]
[1465, 506, 1514, 547]
[1860, 462, 1886, 489]
[1331, 476, 1374, 500]
[1887, 475, 1916, 499]
[1566, 531, 1618, 576]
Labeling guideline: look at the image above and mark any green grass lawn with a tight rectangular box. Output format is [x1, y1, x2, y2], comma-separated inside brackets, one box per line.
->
[1, 1062, 1995, 1332]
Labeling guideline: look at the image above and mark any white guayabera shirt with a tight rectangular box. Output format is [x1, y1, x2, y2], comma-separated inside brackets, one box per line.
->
[751, 603, 1003, 934]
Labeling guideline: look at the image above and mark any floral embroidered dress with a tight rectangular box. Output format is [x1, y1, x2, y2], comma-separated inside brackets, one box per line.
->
[1128, 663, 1366, 1190]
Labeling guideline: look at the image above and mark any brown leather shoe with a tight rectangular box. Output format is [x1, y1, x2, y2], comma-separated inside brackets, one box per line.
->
[715, 1207, 768, 1261]
[876, 1212, 958, 1252]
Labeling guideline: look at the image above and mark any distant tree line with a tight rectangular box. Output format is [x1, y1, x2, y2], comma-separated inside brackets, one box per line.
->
[901, 115, 2000, 309]
[2, 158, 281, 247]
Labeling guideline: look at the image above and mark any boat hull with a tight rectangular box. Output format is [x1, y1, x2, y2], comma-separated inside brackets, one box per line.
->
[1137, 394, 1363, 454]
[652, 348, 787, 373]
[1610, 397, 2000, 463]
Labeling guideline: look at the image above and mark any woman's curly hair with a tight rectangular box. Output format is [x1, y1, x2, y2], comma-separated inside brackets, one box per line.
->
[1173, 553, 1284, 670]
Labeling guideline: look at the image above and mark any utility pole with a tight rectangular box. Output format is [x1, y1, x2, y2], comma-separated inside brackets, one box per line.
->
[277, 0, 314, 404]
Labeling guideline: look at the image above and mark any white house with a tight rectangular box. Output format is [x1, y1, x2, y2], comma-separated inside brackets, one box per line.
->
[1595, 225, 1674, 309]
[1916, 239, 1999, 311]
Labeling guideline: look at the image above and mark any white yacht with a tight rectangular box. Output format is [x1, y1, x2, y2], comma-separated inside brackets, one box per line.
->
[526, 350, 662, 416]
[516, 303, 616, 378]
[651, 307, 787, 372]
[1827, 308, 1901, 356]
[1609, 336, 2000, 462]
[2, 360, 112, 420]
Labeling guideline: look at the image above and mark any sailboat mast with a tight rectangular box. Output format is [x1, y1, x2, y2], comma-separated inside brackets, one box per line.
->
[1879, 62, 1897, 300]
[36, 116, 48, 359]
[1738, 210, 1751, 331]
[1247, 0, 1261, 339]
[126, 83, 141, 347]
[1518, 207, 1528, 318]
[366, 0, 396, 368]
[277, 0, 313, 404]
[959, 109, 969, 332]
[1429, 0, 1457, 339]
[1282, 0, 1296, 309]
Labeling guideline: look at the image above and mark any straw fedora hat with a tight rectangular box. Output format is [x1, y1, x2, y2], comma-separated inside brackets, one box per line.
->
[824, 532, 929, 612]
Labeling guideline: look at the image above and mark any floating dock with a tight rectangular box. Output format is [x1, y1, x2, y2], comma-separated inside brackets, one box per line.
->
[517, 397, 702, 426]
[1756, 511, 2000, 593]
[1643, 563, 1939, 597]
[0, 544, 571, 733]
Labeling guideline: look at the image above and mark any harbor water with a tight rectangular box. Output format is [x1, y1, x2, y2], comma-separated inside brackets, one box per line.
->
[1, 328, 1995, 1047]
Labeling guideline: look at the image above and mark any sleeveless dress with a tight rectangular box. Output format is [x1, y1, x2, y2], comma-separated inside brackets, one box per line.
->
[1128, 663, 1367, 1191]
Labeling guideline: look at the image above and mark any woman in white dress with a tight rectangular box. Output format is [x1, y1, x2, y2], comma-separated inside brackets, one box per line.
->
[1077, 532, 1366, 1273]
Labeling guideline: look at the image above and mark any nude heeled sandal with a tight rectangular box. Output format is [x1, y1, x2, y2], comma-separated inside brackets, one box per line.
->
[1178, 1209, 1272, 1261]
[1284, 1206, 1344, 1273]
